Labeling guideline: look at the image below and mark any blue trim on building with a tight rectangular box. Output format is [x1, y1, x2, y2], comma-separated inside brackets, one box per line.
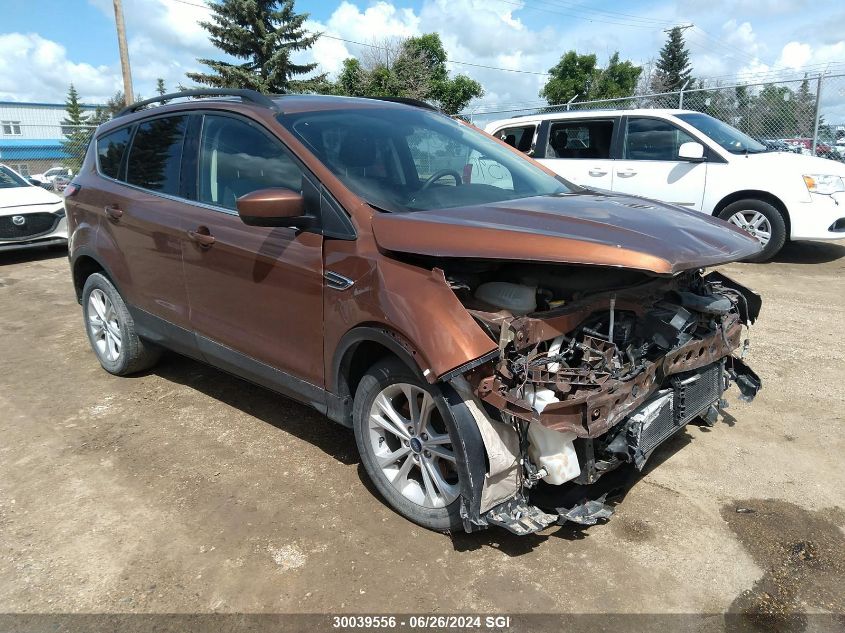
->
[0, 139, 67, 160]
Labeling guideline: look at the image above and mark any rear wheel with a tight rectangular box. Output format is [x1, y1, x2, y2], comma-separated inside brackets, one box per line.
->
[82, 273, 161, 375]
[353, 358, 463, 531]
[718, 199, 787, 262]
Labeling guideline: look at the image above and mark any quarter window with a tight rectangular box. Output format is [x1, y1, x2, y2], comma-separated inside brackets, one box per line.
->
[546, 120, 615, 159]
[624, 117, 697, 161]
[495, 125, 536, 153]
[198, 115, 303, 210]
[97, 127, 132, 180]
[126, 116, 188, 195]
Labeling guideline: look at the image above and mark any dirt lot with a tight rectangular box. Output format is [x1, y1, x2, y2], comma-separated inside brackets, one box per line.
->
[1, 241, 843, 625]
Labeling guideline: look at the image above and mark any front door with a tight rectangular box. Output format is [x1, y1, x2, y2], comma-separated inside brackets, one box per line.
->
[180, 113, 325, 389]
[611, 116, 707, 210]
[536, 118, 617, 190]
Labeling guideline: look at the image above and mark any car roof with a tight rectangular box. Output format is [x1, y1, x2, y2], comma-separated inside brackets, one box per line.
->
[486, 108, 697, 128]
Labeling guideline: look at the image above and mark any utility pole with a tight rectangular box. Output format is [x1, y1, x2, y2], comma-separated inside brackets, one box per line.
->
[112, 0, 134, 106]
[664, 23, 694, 34]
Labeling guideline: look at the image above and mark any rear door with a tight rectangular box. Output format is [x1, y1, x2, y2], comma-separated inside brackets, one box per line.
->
[179, 112, 325, 388]
[536, 117, 618, 190]
[95, 115, 193, 335]
[611, 116, 707, 209]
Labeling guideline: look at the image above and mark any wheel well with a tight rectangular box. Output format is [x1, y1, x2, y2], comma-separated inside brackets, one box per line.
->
[72, 256, 105, 302]
[340, 340, 395, 401]
[712, 190, 791, 237]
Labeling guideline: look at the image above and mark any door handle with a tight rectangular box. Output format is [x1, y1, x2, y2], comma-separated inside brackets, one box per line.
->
[104, 205, 123, 220]
[187, 228, 216, 247]
[588, 168, 608, 177]
[616, 169, 637, 178]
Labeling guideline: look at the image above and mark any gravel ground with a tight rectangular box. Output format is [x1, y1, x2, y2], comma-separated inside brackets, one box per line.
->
[0, 240, 843, 629]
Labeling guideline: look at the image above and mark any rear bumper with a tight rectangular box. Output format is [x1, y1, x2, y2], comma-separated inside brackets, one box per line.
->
[789, 193, 845, 240]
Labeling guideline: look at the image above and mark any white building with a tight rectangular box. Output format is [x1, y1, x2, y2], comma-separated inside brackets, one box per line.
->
[0, 101, 100, 177]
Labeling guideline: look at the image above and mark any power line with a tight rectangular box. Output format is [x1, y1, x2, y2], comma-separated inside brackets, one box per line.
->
[523, 0, 676, 26]
[318, 34, 552, 76]
[161, 0, 843, 88]
[165, 0, 555, 76]
[490, 0, 671, 30]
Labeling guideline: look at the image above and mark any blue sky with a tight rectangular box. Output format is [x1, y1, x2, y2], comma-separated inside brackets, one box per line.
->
[1, 0, 843, 111]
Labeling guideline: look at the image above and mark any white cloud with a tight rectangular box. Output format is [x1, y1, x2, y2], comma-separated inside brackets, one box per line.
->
[0, 32, 120, 102]
[3, 0, 843, 116]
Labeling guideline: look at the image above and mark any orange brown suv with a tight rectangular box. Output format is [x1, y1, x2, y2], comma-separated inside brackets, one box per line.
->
[66, 89, 763, 535]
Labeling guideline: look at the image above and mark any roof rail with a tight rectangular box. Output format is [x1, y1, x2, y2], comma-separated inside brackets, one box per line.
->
[368, 96, 439, 112]
[115, 89, 279, 118]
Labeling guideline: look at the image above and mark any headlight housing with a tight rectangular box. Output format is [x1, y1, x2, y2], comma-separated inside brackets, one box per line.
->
[803, 174, 845, 195]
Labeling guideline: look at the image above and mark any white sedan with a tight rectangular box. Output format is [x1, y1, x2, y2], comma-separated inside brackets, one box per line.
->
[0, 164, 68, 252]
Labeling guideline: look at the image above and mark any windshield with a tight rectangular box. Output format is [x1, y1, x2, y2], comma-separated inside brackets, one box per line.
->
[0, 165, 29, 189]
[676, 112, 767, 154]
[279, 106, 574, 212]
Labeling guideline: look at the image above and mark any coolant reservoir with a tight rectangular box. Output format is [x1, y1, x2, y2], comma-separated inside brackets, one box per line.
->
[527, 423, 581, 485]
[474, 282, 536, 314]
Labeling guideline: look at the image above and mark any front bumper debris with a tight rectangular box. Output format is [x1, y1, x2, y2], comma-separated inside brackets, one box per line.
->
[443, 270, 762, 536]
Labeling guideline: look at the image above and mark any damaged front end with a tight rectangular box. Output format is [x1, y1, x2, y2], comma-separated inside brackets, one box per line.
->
[441, 263, 762, 536]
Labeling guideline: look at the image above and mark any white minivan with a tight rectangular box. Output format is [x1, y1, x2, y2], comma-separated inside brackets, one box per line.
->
[486, 110, 845, 260]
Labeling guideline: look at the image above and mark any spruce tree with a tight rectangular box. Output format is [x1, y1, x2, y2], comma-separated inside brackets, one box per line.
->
[187, 0, 324, 93]
[654, 27, 692, 91]
[156, 78, 167, 96]
[61, 84, 92, 174]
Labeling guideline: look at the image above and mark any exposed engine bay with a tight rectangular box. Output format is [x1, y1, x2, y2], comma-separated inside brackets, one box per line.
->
[437, 260, 763, 535]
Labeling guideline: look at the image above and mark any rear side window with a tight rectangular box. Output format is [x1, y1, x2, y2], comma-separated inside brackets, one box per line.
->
[198, 115, 303, 210]
[495, 125, 536, 153]
[624, 117, 696, 161]
[126, 116, 188, 195]
[546, 120, 615, 159]
[97, 127, 132, 180]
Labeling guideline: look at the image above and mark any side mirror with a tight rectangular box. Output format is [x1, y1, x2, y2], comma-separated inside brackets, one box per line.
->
[678, 141, 705, 161]
[29, 178, 44, 186]
[236, 188, 312, 228]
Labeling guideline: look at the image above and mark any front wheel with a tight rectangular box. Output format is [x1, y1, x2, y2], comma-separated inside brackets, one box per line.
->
[353, 358, 464, 532]
[718, 199, 787, 262]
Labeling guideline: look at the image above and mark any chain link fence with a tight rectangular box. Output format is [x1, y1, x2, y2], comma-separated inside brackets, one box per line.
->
[0, 101, 99, 190]
[465, 73, 845, 163]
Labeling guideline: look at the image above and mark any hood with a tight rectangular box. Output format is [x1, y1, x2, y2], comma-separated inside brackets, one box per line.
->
[371, 191, 762, 275]
[740, 150, 845, 176]
[0, 185, 63, 211]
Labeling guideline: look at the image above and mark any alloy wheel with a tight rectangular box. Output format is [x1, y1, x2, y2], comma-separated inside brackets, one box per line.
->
[87, 289, 122, 362]
[367, 383, 459, 509]
[728, 210, 772, 247]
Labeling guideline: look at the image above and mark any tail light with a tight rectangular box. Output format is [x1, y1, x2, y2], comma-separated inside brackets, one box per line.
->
[64, 182, 81, 197]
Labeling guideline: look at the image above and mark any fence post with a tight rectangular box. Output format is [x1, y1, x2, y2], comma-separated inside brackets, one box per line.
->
[566, 94, 579, 111]
[678, 80, 690, 110]
[812, 73, 824, 154]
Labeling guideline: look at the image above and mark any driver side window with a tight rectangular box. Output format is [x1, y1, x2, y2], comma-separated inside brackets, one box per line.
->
[624, 117, 696, 161]
[198, 115, 303, 210]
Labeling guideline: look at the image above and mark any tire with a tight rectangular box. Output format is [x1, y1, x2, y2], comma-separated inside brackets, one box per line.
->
[81, 273, 161, 375]
[353, 357, 464, 532]
[718, 199, 787, 262]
